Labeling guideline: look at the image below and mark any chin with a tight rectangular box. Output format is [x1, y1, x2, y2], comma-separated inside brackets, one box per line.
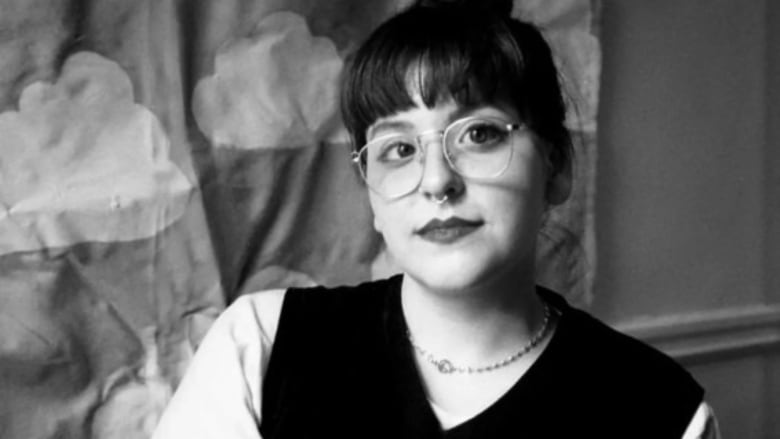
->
[402, 256, 500, 295]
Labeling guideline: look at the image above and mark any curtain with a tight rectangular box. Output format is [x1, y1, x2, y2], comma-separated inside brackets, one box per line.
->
[0, 0, 600, 437]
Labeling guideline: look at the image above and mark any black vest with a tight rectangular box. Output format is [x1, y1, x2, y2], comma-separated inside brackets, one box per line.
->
[260, 276, 703, 438]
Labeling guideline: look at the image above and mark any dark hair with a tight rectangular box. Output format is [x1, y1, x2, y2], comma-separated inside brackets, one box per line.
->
[340, 0, 572, 180]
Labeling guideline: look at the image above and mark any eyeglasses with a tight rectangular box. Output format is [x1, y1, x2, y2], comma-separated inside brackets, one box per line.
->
[352, 116, 524, 199]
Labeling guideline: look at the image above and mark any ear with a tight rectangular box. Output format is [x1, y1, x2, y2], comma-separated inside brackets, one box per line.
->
[546, 162, 572, 206]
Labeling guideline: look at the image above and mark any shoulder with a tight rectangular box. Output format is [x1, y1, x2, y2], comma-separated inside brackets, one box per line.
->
[279, 275, 402, 323]
[190, 287, 289, 384]
[152, 289, 287, 439]
[683, 402, 722, 439]
[539, 288, 704, 435]
[561, 301, 701, 392]
[225, 288, 287, 343]
[542, 288, 700, 382]
[263, 276, 404, 376]
[282, 275, 401, 300]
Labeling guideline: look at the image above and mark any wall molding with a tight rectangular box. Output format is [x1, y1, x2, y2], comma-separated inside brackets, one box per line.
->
[616, 305, 780, 365]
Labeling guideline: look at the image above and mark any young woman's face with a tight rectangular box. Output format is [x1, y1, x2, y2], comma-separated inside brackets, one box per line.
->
[366, 96, 553, 294]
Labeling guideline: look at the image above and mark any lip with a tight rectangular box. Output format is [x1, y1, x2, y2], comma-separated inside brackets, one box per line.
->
[415, 217, 483, 243]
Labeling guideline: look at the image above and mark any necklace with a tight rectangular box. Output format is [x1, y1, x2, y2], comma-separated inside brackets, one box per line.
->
[407, 303, 552, 374]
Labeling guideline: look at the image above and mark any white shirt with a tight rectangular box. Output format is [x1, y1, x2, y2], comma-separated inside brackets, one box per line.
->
[152, 290, 720, 439]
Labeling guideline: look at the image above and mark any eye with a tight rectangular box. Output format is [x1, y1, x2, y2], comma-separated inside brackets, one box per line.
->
[376, 138, 418, 163]
[449, 119, 513, 154]
[463, 122, 506, 145]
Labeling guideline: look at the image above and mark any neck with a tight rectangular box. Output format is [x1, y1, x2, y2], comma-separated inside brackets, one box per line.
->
[401, 270, 546, 363]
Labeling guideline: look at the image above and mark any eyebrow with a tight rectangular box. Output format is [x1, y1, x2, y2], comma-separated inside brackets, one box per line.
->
[365, 103, 511, 140]
[450, 104, 482, 120]
[366, 120, 414, 140]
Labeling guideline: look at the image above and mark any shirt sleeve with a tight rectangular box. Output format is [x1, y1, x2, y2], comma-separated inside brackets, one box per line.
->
[151, 289, 286, 439]
[681, 401, 721, 439]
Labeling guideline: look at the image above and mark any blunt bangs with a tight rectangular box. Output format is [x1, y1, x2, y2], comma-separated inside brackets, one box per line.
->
[340, 2, 572, 178]
[341, 7, 525, 149]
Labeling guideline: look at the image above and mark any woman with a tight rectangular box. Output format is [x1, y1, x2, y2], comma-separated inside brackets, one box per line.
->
[153, 1, 719, 437]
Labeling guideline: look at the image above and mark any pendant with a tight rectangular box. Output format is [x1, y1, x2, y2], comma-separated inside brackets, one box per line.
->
[436, 359, 455, 373]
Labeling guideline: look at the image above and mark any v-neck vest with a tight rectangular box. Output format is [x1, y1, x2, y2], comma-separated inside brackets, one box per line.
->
[259, 276, 703, 438]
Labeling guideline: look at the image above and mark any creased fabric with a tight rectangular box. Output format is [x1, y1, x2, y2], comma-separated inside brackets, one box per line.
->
[0, 1, 600, 438]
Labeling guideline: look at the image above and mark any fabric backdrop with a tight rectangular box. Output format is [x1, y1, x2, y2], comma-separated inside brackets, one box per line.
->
[0, 1, 600, 438]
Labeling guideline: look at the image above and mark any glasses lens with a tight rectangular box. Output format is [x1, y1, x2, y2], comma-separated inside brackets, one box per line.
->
[359, 134, 422, 198]
[444, 118, 513, 178]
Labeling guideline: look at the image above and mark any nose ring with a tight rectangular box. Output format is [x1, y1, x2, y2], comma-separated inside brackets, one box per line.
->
[433, 194, 449, 205]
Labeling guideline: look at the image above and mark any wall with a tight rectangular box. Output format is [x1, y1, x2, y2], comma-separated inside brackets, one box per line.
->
[593, 1, 780, 437]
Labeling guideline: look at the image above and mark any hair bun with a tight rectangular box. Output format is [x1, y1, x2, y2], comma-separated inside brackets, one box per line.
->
[413, 0, 513, 18]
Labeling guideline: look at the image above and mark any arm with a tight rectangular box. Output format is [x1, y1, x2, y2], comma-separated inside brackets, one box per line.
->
[151, 289, 286, 439]
[682, 402, 721, 439]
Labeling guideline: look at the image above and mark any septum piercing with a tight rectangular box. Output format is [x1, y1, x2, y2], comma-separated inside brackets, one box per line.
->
[433, 194, 449, 205]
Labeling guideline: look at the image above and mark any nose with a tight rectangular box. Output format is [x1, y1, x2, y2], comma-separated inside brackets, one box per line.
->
[416, 134, 465, 202]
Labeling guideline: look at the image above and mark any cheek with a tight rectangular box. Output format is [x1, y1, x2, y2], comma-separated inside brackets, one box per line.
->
[488, 167, 548, 230]
[509, 154, 549, 206]
[368, 193, 389, 234]
[369, 196, 412, 246]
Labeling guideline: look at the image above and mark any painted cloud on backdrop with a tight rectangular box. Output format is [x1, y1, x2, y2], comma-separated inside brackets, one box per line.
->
[0, 52, 193, 255]
[193, 11, 345, 149]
